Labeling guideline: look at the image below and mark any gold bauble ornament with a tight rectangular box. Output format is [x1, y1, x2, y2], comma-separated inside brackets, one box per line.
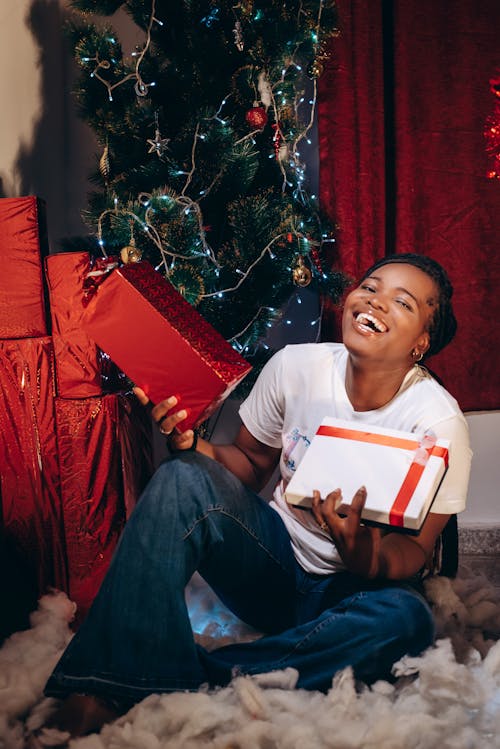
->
[120, 245, 143, 264]
[292, 256, 312, 287]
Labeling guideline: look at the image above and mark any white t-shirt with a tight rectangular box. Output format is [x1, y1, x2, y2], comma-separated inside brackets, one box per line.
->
[239, 343, 472, 575]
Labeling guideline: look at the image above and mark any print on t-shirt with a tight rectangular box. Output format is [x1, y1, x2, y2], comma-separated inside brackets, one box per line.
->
[283, 427, 311, 473]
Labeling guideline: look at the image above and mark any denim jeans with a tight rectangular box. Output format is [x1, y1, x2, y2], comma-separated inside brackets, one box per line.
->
[45, 453, 435, 704]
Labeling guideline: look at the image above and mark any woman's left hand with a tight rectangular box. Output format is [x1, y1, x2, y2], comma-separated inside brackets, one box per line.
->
[133, 387, 197, 451]
[311, 487, 384, 578]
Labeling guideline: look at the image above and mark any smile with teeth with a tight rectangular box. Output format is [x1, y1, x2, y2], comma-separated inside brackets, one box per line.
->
[354, 311, 388, 333]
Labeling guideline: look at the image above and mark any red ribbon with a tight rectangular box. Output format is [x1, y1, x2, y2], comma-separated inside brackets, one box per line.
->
[315, 425, 449, 527]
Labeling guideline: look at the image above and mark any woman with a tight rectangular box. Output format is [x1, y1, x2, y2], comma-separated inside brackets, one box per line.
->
[41, 253, 472, 736]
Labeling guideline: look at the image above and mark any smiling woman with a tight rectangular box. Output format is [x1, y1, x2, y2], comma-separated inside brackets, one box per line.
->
[37, 253, 472, 744]
[357, 254, 457, 358]
[342, 267, 436, 411]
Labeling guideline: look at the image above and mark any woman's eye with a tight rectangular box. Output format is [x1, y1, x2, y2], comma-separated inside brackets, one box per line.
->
[361, 284, 375, 292]
[396, 299, 412, 310]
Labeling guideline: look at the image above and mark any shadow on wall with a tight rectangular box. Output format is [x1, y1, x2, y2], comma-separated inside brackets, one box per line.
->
[16, 0, 95, 247]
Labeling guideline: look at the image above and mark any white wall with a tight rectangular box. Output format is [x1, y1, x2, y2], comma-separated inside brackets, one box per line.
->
[0, 4, 40, 197]
[0, 0, 96, 244]
[1, 0, 498, 525]
[461, 411, 500, 527]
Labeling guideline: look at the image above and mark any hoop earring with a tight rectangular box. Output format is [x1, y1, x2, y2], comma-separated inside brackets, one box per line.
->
[412, 350, 424, 362]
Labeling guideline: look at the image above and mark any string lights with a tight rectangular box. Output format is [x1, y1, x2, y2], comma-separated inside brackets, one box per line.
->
[72, 0, 344, 360]
[485, 74, 500, 178]
[78, 0, 159, 102]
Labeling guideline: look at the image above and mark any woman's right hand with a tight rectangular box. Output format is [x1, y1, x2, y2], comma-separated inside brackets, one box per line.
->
[133, 387, 197, 451]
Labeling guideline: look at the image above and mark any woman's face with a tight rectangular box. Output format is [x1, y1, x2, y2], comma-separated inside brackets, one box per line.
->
[342, 263, 439, 366]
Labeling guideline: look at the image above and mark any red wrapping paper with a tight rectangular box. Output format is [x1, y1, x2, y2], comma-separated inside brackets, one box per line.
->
[0, 337, 67, 595]
[55, 393, 153, 622]
[45, 251, 103, 398]
[0, 196, 49, 338]
[82, 262, 252, 431]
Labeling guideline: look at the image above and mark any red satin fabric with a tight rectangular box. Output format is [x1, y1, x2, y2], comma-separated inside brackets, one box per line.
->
[318, 0, 386, 285]
[46, 251, 103, 398]
[318, 0, 500, 410]
[82, 262, 252, 431]
[0, 338, 67, 595]
[0, 196, 49, 338]
[55, 393, 153, 624]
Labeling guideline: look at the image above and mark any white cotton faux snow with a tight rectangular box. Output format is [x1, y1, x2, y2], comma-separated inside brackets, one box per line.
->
[0, 589, 75, 748]
[0, 565, 499, 749]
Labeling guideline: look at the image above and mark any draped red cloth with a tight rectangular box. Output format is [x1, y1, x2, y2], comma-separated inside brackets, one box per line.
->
[318, 0, 500, 411]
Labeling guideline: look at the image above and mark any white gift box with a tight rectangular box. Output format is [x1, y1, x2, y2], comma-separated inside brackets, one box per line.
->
[283, 417, 450, 533]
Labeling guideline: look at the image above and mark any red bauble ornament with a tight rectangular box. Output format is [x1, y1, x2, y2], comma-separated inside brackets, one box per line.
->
[245, 105, 268, 129]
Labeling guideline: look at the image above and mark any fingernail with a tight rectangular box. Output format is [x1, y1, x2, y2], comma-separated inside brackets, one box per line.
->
[177, 409, 187, 420]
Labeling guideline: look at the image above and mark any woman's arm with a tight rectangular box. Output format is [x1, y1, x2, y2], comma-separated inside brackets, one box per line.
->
[134, 388, 281, 493]
[377, 511, 451, 579]
[197, 425, 281, 493]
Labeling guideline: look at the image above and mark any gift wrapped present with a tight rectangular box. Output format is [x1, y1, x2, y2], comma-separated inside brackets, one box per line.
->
[46, 251, 103, 398]
[284, 417, 450, 533]
[0, 196, 49, 338]
[55, 393, 154, 623]
[0, 338, 67, 596]
[81, 261, 252, 431]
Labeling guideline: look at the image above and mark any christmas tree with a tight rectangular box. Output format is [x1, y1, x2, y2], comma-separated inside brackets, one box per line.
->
[68, 0, 346, 380]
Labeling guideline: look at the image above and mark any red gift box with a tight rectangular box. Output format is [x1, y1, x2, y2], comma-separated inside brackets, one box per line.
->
[81, 262, 252, 431]
[46, 251, 126, 396]
[45, 251, 103, 398]
[0, 196, 49, 338]
[55, 393, 154, 622]
[0, 337, 67, 595]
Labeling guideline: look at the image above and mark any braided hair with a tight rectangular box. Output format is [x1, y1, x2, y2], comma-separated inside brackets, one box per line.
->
[360, 253, 457, 358]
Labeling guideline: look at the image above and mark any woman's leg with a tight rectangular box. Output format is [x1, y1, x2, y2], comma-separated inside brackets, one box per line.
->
[44, 452, 298, 704]
[202, 576, 435, 693]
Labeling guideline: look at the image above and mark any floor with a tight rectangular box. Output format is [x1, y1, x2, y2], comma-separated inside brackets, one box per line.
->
[459, 525, 500, 588]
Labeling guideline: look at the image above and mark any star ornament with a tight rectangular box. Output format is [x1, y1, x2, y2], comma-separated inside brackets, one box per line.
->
[147, 128, 170, 157]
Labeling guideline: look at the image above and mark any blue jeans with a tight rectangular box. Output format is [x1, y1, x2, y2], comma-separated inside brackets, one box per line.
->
[45, 453, 435, 703]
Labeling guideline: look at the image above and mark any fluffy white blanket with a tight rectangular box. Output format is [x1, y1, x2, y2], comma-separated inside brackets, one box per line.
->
[1, 564, 499, 748]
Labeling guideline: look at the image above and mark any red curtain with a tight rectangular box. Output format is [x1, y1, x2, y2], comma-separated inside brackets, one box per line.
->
[318, 0, 500, 411]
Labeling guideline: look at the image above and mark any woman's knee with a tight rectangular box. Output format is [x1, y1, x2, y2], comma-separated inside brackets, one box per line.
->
[378, 586, 435, 654]
[133, 452, 246, 524]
